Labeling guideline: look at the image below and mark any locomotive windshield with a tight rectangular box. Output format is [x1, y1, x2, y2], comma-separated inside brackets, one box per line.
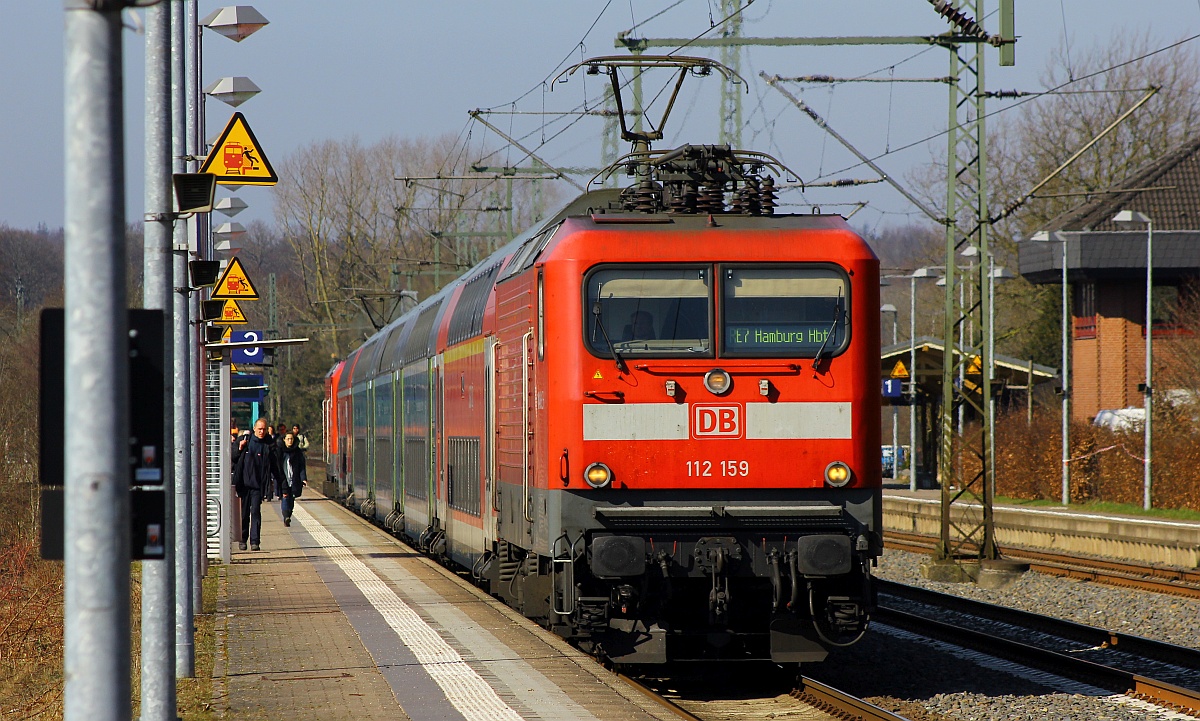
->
[587, 267, 711, 356]
[721, 267, 849, 357]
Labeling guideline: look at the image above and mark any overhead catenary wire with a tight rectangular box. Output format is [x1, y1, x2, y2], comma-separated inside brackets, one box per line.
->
[477, 0, 753, 168]
[809, 31, 1200, 184]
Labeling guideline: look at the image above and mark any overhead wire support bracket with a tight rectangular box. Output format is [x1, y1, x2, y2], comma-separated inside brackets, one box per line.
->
[988, 86, 1159, 225]
[468, 110, 586, 191]
[778, 74, 956, 85]
[763, 73, 949, 227]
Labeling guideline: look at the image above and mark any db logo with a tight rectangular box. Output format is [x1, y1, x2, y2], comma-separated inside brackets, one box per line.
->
[692, 404, 742, 438]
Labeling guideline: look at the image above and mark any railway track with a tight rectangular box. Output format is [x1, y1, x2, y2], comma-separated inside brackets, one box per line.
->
[621, 668, 911, 721]
[876, 580, 1200, 717]
[884, 529, 1200, 599]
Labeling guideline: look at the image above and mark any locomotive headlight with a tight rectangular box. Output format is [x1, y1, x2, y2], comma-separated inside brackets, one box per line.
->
[584, 462, 613, 489]
[703, 368, 732, 395]
[824, 461, 852, 487]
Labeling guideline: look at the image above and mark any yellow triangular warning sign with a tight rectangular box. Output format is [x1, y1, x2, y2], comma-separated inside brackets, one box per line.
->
[199, 112, 278, 186]
[592, 370, 604, 380]
[966, 354, 983, 375]
[220, 299, 249, 324]
[889, 360, 909, 379]
[222, 326, 232, 342]
[210, 257, 260, 300]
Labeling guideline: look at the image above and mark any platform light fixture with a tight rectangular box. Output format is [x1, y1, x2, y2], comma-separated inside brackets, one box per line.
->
[203, 76, 261, 107]
[200, 6, 269, 42]
[213, 222, 246, 244]
[213, 197, 249, 217]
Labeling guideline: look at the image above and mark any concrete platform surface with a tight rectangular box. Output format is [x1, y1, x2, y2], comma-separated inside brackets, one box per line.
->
[212, 491, 678, 721]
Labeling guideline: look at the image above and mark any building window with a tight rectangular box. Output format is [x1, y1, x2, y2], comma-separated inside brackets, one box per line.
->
[1073, 282, 1096, 339]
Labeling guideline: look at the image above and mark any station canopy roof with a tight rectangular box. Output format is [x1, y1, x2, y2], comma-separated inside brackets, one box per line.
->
[881, 336, 1057, 390]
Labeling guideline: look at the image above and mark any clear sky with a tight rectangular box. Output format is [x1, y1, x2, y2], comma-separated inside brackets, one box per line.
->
[4, 1, 1200, 234]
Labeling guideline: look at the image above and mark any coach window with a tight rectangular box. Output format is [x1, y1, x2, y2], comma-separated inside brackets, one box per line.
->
[721, 266, 849, 357]
[585, 266, 711, 356]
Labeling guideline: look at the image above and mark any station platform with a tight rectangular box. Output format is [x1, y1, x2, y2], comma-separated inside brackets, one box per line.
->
[212, 491, 678, 721]
[882, 485, 1200, 567]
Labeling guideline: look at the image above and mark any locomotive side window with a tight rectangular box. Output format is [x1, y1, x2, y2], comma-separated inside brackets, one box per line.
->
[585, 267, 711, 357]
[721, 266, 849, 357]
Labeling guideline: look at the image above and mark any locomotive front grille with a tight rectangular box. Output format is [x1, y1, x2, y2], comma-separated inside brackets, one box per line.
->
[593, 503, 848, 530]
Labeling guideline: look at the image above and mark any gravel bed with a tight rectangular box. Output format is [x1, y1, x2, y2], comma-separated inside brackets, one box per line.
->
[879, 594, 1200, 690]
[799, 549, 1200, 720]
[874, 548, 1200, 650]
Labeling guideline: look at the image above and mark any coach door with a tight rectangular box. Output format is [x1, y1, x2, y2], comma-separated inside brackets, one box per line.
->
[484, 337, 499, 544]
[432, 354, 446, 529]
[520, 331, 535, 530]
[495, 329, 535, 543]
[366, 379, 376, 509]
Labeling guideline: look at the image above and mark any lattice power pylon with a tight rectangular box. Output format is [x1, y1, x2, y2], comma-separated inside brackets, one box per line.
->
[935, 0, 1005, 572]
[718, 0, 744, 148]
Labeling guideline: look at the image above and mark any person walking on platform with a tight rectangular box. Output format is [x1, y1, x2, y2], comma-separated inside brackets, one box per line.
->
[231, 421, 249, 469]
[291, 423, 310, 453]
[234, 418, 284, 551]
[269, 423, 288, 500]
[280, 432, 307, 526]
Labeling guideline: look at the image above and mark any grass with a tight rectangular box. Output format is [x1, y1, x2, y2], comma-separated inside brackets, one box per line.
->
[0, 552, 220, 719]
[178, 568, 221, 720]
[132, 562, 222, 720]
[995, 494, 1200, 521]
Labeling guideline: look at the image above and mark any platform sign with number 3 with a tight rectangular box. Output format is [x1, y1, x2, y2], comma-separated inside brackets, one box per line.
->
[231, 329, 263, 364]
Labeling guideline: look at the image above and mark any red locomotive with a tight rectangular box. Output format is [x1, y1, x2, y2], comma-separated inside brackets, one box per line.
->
[323, 57, 879, 665]
[322, 147, 880, 665]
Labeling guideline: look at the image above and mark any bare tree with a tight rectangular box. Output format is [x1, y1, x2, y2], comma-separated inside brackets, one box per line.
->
[273, 134, 564, 360]
[904, 31, 1200, 365]
[990, 30, 1200, 238]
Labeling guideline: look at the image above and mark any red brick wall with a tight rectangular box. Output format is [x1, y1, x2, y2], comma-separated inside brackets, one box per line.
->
[1072, 282, 1144, 421]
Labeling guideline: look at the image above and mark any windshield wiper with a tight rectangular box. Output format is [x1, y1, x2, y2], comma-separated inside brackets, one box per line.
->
[592, 301, 628, 373]
[811, 291, 844, 370]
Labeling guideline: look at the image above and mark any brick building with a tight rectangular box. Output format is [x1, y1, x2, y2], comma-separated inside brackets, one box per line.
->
[1019, 137, 1200, 421]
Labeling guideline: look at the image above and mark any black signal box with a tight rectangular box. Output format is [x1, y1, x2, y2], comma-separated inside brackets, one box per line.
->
[39, 309, 168, 560]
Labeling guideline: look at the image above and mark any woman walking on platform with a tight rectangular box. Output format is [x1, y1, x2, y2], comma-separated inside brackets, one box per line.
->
[280, 432, 307, 526]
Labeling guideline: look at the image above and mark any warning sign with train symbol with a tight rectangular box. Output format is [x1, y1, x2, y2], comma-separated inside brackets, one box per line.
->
[210, 257, 260, 301]
[219, 299, 249, 324]
[199, 112, 278, 186]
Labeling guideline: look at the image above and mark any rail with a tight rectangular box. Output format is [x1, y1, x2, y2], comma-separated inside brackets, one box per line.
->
[875, 604, 1200, 716]
[884, 529, 1200, 599]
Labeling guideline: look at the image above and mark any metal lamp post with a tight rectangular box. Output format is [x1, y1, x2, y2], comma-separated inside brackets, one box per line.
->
[987, 262, 1015, 497]
[909, 267, 941, 491]
[199, 4, 269, 569]
[1113, 210, 1154, 510]
[881, 303, 899, 480]
[1031, 230, 1071, 504]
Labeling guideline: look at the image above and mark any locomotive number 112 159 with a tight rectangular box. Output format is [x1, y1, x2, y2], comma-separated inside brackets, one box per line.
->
[685, 460, 750, 477]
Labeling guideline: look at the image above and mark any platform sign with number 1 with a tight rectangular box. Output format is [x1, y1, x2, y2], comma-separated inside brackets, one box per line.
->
[231, 329, 264, 364]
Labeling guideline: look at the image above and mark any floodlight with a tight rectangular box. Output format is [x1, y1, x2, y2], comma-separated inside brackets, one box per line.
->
[189, 261, 221, 288]
[173, 173, 217, 214]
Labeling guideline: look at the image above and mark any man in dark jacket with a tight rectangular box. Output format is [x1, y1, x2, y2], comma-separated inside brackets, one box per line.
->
[234, 418, 284, 551]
